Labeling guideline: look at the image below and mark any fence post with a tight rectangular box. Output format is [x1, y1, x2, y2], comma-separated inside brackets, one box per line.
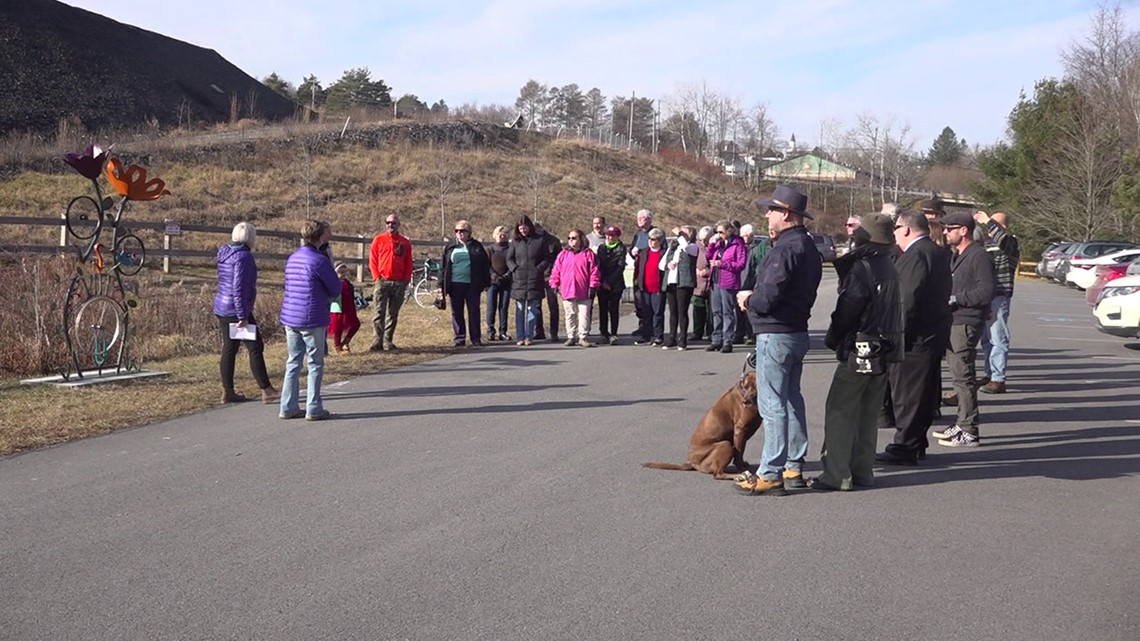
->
[163, 234, 172, 274]
[356, 234, 365, 282]
[59, 213, 66, 248]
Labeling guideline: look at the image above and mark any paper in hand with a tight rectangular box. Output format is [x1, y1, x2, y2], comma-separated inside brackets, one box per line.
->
[229, 323, 257, 340]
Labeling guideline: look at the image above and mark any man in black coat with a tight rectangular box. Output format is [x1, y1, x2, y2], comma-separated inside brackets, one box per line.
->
[934, 210, 995, 447]
[812, 214, 902, 491]
[876, 209, 952, 466]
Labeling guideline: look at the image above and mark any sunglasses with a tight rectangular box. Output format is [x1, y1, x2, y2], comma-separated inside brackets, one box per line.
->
[455, 228, 470, 233]
[568, 235, 581, 240]
[385, 220, 398, 225]
[845, 223, 858, 227]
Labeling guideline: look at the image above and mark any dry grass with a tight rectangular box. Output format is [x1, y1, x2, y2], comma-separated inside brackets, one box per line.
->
[0, 302, 454, 455]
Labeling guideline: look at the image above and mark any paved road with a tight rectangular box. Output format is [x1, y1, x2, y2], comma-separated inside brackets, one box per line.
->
[3, 274, 1139, 641]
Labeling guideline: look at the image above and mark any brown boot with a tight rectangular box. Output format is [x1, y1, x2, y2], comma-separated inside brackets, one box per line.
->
[221, 389, 248, 403]
[980, 381, 1006, 394]
[261, 386, 281, 404]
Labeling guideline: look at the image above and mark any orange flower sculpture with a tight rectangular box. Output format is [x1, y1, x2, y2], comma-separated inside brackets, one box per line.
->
[104, 158, 172, 201]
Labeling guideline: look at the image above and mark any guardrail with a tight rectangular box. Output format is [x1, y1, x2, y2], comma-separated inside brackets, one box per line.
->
[0, 216, 446, 281]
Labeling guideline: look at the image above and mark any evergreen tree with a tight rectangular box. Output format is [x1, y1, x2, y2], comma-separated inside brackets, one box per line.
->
[927, 126, 968, 165]
[261, 72, 294, 99]
[296, 75, 325, 109]
[325, 68, 392, 113]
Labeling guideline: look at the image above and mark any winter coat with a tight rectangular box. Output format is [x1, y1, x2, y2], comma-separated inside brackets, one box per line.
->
[659, 236, 697, 289]
[549, 247, 601, 300]
[506, 235, 552, 301]
[708, 235, 748, 290]
[693, 242, 712, 297]
[486, 241, 511, 287]
[596, 241, 628, 292]
[740, 238, 772, 291]
[213, 243, 257, 320]
[746, 225, 823, 334]
[280, 244, 341, 328]
[441, 238, 491, 292]
[950, 241, 996, 327]
[824, 243, 903, 364]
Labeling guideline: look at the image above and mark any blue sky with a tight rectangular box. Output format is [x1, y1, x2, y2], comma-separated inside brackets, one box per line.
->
[63, 0, 1140, 150]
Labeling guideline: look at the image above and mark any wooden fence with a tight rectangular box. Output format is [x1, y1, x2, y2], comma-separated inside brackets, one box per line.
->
[0, 216, 446, 281]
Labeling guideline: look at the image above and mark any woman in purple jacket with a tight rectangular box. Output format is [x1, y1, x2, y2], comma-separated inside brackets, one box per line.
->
[213, 222, 278, 404]
[279, 219, 341, 421]
[705, 220, 747, 354]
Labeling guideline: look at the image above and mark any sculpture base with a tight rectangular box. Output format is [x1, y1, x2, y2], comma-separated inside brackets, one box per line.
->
[20, 369, 170, 388]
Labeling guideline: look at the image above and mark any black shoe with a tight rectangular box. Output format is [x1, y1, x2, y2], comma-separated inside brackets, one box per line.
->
[874, 451, 918, 466]
[806, 478, 842, 492]
[706, 343, 722, 352]
[721, 344, 734, 354]
[918, 448, 927, 461]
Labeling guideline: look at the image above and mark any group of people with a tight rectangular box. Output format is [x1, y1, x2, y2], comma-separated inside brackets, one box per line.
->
[210, 184, 1020, 469]
[734, 188, 1019, 495]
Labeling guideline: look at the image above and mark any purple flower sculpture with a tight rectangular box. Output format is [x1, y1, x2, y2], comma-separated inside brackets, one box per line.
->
[63, 144, 109, 181]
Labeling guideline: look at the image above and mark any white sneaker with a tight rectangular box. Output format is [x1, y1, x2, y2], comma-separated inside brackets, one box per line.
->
[938, 431, 980, 447]
[931, 424, 963, 440]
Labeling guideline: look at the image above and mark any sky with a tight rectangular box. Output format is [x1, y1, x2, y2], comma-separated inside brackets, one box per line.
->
[61, 0, 1140, 151]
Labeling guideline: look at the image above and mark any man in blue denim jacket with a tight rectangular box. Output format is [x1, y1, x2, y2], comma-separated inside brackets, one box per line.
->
[734, 185, 823, 496]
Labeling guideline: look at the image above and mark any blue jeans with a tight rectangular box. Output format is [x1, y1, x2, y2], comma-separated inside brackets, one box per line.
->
[710, 286, 738, 345]
[755, 332, 811, 480]
[982, 295, 1011, 382]
[281, 326, 327, 417]
[634, 290, 665, 341]
[515, 299, 540, 340]
[486, 283, 511, 336]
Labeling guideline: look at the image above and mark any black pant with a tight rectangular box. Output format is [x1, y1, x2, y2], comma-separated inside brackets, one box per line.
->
[885, 347, 941, 454]
[447, 282, 482, 345]
[216, 314, 270, 390]
[734, 308, 753, 344]
[598, 287, 623, 337]
[664, 285, 693, 347]
[535, 285, 559, 339]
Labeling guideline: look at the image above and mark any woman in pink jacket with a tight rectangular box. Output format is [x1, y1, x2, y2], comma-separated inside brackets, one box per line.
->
[548, 228, 601, 347]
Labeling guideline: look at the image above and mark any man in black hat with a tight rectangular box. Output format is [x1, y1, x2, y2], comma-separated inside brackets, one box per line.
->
[735, 185, 823, 496]
[933, 210, 994, 448]
[808, 214, 902, 491]
[875, 209, 952, 466]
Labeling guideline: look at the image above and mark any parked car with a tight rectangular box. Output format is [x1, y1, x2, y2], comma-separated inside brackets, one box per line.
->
[1093, 274, 1140, 338]
[1036, 242, 1073, 278]
[1067, 247, 1140, 290]
[813, 234, 837, 262]
[1086, 261, 1134, 305]
[1055, 241, 1137, 285]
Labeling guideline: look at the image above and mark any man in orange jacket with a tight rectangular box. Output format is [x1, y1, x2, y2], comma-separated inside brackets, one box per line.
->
[368, 213, 414, 351]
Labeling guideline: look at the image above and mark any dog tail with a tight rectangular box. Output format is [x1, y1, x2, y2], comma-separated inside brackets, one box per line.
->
[641, 462, 697, 472]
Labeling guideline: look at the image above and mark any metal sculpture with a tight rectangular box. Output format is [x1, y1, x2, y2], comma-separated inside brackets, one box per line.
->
[59, 144, 171, 380]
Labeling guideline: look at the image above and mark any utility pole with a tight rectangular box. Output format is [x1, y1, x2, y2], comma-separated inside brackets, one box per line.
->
[628, 91, 635, 150]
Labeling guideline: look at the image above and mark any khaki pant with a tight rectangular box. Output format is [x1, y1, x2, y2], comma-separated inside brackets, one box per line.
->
[372, 280, 407, 347]
[947, 323, 982, 434]
[561, 298, 592, 341]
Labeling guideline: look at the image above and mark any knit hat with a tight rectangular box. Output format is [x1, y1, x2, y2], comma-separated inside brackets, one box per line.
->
[604, 225, 622, 237]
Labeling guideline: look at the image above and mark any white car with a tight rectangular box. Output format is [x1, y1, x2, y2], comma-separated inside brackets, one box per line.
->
[1067, 248, 1140, 290]
[1094, 274, 1140, 338]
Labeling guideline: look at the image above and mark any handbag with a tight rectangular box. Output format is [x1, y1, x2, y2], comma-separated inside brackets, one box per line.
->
[433, 293, 446, 310]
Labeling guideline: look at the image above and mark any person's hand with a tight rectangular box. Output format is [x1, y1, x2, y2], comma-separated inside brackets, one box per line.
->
[630, 247, 640, 257]
[589, 288, 597, 298]
[667, 262, 676, 270]
[974, 210, 990, 224]
[710, 259, 720, 268]
[736, 290, 751, 310]
[235, 320, 247, 328]
[697, 268, 709, 278]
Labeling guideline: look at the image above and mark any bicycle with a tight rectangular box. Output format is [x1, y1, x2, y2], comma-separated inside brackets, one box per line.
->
[407, 252, 442, 308]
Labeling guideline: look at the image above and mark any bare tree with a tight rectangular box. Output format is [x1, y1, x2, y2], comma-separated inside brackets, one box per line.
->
[524, 157, 550, 220]
[1062, 4, 1140, 148]
[293, 140, 317, 218]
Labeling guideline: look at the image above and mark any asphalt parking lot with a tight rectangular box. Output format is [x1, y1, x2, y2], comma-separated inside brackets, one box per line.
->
[2, 273, 1138, 641]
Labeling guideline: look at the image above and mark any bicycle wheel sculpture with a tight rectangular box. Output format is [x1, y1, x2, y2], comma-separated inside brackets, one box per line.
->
[57, 143, 170, 379]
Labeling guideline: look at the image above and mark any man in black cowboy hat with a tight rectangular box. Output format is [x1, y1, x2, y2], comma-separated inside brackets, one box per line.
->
[735, 185, 823, 496]
[810, 214, 902, 491]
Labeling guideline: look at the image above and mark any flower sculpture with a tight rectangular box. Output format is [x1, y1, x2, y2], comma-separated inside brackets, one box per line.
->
[62, 144, 109, 181]
[104, 158, 172, 201]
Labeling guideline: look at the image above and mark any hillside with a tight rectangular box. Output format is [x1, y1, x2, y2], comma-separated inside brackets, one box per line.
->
[0, 121, 803, 254]
[0, 0, 295, 134]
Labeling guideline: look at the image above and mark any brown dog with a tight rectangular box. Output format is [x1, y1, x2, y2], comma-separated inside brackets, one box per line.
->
[642, 372, 762, 480]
